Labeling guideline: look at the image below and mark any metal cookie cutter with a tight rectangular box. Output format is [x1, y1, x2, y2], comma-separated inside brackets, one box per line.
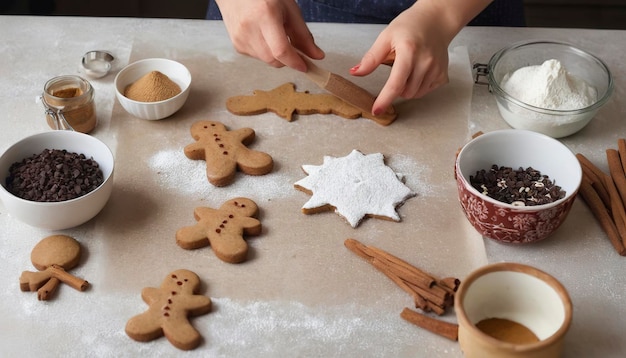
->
[81, 50, 115, 78]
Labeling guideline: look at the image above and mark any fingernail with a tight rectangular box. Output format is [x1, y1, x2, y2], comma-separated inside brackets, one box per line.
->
[350, 64, 361, 73]
[372, 107, 382, 116]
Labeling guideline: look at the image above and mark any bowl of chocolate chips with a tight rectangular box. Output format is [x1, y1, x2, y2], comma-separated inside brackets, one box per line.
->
[455, 129, 582, 244]
[0, 130, 114, 230]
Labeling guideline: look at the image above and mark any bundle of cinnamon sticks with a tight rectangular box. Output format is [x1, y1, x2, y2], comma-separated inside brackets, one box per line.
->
[576, 139, 626, 256]
[344, 238, 460, 341]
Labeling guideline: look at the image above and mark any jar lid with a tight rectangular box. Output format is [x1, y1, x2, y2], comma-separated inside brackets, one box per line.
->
[81, 50, 115, 78]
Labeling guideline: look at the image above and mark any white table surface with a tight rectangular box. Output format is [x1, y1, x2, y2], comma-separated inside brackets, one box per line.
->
[0, 16, 624, 357]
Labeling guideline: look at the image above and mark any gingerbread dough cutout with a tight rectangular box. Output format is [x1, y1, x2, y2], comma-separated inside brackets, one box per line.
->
[176, 197, 262, 263]
[19, 235, 89, 301]
[226, 82, 397, 126]
[125, 269, 212, 351]
[184, 120, 274, 187]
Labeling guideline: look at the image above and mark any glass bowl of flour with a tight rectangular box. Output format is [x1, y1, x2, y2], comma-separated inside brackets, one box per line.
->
[487, 41, 613, 138]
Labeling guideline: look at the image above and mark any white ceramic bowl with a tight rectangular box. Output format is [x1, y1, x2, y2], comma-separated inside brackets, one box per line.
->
[488, 41, 613, 138]
[455, 129, 582, 243]
[0, 131, 114, 230]
[114, 58, 191, 120]
[455, 262, 572, 358]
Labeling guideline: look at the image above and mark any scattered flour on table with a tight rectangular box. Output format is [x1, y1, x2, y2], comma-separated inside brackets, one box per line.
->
[387, 153, 434, 197]
[501, 59, 597, 110]
[147, 149, 434, 203]
[203, 298, 458, 357]
[148, 149, 295, 200]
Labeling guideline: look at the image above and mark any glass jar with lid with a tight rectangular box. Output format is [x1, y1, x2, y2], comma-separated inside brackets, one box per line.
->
[42, 75, 97, 133]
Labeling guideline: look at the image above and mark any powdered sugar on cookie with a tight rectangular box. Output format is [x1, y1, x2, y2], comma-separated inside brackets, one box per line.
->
[294, 150, 416, 227]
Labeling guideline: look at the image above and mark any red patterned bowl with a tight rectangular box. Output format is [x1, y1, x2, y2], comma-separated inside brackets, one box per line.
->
[455, 129, 582, 244]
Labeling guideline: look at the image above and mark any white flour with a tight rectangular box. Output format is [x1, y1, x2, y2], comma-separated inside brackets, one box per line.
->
[501, 59, 597, 110]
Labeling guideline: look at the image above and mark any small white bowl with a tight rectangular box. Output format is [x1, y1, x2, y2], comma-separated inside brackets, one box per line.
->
[114, 58, 191, 120]
[0, 131, 114, 230]
[487, 41, 613, 138]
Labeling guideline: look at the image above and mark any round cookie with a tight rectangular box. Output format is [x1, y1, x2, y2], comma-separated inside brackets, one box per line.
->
[31, 234, 81, 271]
[20, 234, 88, 300]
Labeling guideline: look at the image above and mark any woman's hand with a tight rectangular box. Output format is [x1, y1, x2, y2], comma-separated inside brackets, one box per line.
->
[216, 0, 325, 72]
[350, 0, 492, 115]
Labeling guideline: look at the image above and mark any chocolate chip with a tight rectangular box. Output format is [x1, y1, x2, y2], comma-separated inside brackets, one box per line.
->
[469, 165, 565, 206]
[5, 149, 104, 202]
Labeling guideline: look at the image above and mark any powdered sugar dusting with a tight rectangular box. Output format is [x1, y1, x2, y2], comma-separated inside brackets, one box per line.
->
[294, 150, 416, 227]
[148, 149, 296, 200]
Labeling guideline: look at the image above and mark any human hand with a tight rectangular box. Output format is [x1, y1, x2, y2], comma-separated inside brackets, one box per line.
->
[349, 2, 453, 115]
[216, 0, 325, 71]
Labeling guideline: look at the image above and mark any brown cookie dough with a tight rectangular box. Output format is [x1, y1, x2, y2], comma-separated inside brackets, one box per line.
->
[226, 82, 397, 125]
[184, 120, 274, 187]
[125, 269, 212, 351]
[176, 197, 262, 263]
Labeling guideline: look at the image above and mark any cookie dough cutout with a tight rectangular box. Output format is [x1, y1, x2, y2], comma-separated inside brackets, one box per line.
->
[226, 82, 397, 126]
[184, 120, 274, 187]
[125, 269, 212, 351]
[176, 197, 262, 263]
[19, 235, 89, 300]
[294, 149, 416, 228]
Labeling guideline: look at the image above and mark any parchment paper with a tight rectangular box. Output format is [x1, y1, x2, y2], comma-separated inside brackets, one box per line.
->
[1, 19, 484, 357]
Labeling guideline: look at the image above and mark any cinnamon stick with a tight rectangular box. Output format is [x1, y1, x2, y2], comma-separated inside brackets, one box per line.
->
[602, 174, 626, 247]
[617, 138, 626, 174]
[400, 307, 459, 341]
[344, 238, 459, 314]
[577, 153, 611, 208]
[606, 149, 626, 207]
[424, 301, 446, 316]
[404, 281, 448, 308]
[49, 264, 89, 291]
[344, 238, 374, 261]
[579, 180, 626, 255]
[370, 259, 428, 310]
[367, 246, 436, 287]
[577, 153, 608, 181]
[439, 277, 460, 293]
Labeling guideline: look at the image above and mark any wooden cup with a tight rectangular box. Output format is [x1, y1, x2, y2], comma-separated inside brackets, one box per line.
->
[455, 262, 572, 358]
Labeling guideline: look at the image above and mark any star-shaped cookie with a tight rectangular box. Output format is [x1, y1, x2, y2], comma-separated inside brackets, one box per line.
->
[294, 150, 416, 227]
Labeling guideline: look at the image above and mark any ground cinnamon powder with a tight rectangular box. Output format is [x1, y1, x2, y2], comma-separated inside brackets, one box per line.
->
[45, 86, 97, 133]
[476, 318, 540, 344]
[124, 71, 181, 102]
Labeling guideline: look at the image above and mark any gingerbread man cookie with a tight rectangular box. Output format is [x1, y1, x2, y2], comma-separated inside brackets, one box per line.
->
[226, 82, 397, 125]
[184, 120, 274, 187]
[125, 269, 212, 351]
[176, 197, 262, 263]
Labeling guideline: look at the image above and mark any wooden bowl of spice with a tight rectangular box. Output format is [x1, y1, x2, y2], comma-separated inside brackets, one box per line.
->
[455, 262, 572, 358]
[114, 58, 191, 120]
[455, 129, 582, 244]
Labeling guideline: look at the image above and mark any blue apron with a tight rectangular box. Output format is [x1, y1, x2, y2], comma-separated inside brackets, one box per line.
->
[206, 0, 525, 26]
